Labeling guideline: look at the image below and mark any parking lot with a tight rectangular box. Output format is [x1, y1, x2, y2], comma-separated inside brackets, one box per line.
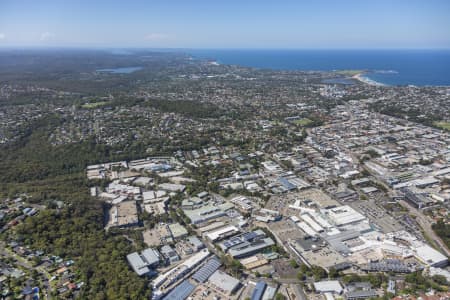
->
[350, 200, 403, 233]
[268, 219, 306, 243]
[300, 245, 348, 270]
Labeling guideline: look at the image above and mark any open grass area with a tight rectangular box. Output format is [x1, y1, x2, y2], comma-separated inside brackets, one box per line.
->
[434, 121, 450, 131]
[81, 101, 109, 109]
[294, 118, 313, 126]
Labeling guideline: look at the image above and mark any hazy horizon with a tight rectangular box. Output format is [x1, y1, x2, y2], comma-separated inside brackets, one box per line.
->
[1, 47, 450, 51]
[1, 0, 449, 49]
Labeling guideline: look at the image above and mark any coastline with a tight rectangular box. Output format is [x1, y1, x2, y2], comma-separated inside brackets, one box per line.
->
[188, 49, 450, 86]
[352, 72, 386, 87]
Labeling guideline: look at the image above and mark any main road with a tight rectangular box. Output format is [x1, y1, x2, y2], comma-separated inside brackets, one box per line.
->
[398, 200, 450, 257]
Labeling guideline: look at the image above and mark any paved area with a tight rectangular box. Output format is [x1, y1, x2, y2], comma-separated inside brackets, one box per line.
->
[399, 200, 450, 257]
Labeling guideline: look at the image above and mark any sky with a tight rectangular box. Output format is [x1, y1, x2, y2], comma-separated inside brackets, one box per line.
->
[0, 0, 449, 49]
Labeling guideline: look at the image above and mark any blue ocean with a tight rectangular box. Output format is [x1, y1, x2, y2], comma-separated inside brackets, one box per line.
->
[187, 49, 450, 86]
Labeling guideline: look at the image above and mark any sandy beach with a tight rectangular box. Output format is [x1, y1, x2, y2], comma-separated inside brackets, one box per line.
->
[352, 73, 386, 86]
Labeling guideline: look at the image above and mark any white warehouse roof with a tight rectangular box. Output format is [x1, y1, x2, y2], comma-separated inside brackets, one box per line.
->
[313, 280, 343, 294]
[414, 244, 448, 267]
[297, 221, 317, 236]
[206, 225, 239, 241]
[301, 214, 324, 232]
[327, 205, 366, 226]
[127, 252, 150, 276]
[208, 270, 240, 294]
[183, 248, 210, 269]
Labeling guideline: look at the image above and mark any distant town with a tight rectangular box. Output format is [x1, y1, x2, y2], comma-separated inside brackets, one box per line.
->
[0, 50, 449, 300]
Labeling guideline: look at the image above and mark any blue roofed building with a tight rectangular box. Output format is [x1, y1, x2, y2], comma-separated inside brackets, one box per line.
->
[278, 177, 297, 191]
[251, 281, 267, 300]
[162, 280, 195, 300]
[192, 257, 222, 283]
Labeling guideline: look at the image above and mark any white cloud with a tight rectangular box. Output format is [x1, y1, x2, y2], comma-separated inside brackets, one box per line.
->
[40, 32, 55, 41]
[0, 33, 5, 40]
[144, 33, 171, 41]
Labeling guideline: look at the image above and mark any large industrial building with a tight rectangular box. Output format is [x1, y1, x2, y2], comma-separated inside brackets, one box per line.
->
[152, 249, 210, 295]
[191, 257, 222, 283]
[205, 225, 239, 242]
[326, 205, 366, 227]
[208, 270, 240, 295]
[413, 244, 448, 267]
[219, 230, 275, 259]
[313, 280, 343, 294]
[127, 248, 160, 276]
[182, 203, 233, 225]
